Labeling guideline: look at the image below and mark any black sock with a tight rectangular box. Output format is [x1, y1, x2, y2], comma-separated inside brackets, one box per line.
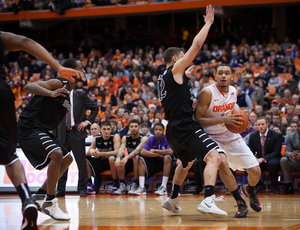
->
[134, 180, 139, 185]
[88, 178, 92, 184]
[120, 179, 125, 184]
[204, 185, 214, 198]
[113, 179, 119, 184]
[257, 180, 264, 186]
[16, 183, 31, 204]
[46, 194, 55, 201]
[231, 188, 246, 203]
[247, 185, 255, 194]
[169, 184, 180, 199]
[36, 188, 47, 194]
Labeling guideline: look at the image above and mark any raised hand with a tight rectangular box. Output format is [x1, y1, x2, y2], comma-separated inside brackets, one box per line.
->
[203, 4, 214, 25]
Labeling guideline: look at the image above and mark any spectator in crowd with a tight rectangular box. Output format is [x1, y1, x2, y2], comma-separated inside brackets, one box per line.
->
[251, 82, 264, 107]
[280, 120, 300, 194]
[85, 123, 101, 144]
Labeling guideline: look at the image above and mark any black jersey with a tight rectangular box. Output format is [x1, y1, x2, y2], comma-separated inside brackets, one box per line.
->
[95, 134, 114, 152]
[126, 134, 143, 154]
[19, 78, 71, 131]
[0, 34, 6, 80]
[95, 134, 114, 160]
[157, 66, 194, 121]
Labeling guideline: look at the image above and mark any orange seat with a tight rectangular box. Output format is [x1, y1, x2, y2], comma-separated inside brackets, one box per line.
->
[266, 86, 276, 96]
[281, 144, 286, 157]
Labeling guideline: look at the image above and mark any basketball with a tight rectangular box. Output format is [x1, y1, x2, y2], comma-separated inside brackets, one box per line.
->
[225, 109, 249, 133]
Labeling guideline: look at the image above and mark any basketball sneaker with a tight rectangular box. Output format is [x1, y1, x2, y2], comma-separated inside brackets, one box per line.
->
[132, 186, 146, 195]
[41, 198, 70, 221]
[21, 198, 38, 230]
[162, 197, 181, 214]
[242, 185, 262, 212]
[197, 195, 228, 218]
[234, 200, 248, 218]
[86, 182, 96, 195]
[32, 194, 46, 211]
[154, 186, 167, 196]
[128, 182, 139, 195]
[109, 182, 119, 195]
[114, 182, 127, 195]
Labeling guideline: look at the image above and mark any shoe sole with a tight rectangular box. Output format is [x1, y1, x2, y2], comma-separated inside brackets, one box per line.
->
[154, 192, 167, 196]
[22, 205, 38, 230]
[234, 210, 249, 218]
[162, 202, 181, 214]
[41, 209, 70, 221]
[197, 208, 228, 218]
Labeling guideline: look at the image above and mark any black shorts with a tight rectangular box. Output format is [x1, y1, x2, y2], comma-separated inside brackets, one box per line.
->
[86, 156, 114, 176]
[125, 158, 134, 176]
[166, 118, 218, 168]
[17, 119, 69, 170]
[0, 79, 18, 165]
[140, 155, 172, 179]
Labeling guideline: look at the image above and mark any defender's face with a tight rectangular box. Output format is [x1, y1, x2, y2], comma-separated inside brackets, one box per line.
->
[129, 123, 139, 135]
[101, 125, 112, 138]
[215, 66, 233, 88]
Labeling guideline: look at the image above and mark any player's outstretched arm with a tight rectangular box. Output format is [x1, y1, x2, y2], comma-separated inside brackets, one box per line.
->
[24, 79, 69, 98]
[173, 5, 214, 76]
[1, 31, 85, 82]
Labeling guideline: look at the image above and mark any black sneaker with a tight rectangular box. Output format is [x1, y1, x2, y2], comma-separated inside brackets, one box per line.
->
[21, 198, 38, 230]
[234, 200, 248, 218]
[242, 185, 262, 212]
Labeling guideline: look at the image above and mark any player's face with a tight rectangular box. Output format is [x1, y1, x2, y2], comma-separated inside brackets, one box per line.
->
[101, 125, 112, 138]
[215, 66, 233, 89]
[154, 126, 164, 140]
[129, 123, 139, 135]
[257, 119, 267, 134]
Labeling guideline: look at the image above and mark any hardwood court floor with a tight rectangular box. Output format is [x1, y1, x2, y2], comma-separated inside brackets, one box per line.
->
[0, 194, 300, 230]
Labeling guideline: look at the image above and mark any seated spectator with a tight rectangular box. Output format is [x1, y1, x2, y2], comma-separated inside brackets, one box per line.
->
[284, 121, 297, 143]
[272, 125, 285, 143]
[281, 89, 293, 105]
[234, 72, 246, 89]
[248, 117, 282, 194]
[254, 105, 264, 118]
[251, 82, 264, 107]
[85, 123, 101, 144]
[134, 123, 173, 195]
[86, 121, 121, 194]
[140, 123, 153, 137]
[102, 87, 117, 106]
[272, 112, 286, 135]
[115, 120, 124, 136]
[148, 104, 156, 120]
[243, 80, 254, 96]
[268, 70, 282, 92]
[280, 120, 300, 194]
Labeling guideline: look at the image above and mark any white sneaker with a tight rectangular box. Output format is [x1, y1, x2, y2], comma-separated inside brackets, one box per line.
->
[128, 182, 139, 195]
[132, 186, 146, 196]
[32, 194, 46, 211]
[162, 197, 181, 214]
[154, 186, 167, 196]
[41, 198, 70, 221]
[197, 195, 228, 218]
[114, 182, 127, 195]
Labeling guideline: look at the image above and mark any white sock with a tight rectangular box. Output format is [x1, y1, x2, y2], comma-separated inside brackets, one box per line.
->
[162, 176, 169, 188]
[139, 176, 145, 188]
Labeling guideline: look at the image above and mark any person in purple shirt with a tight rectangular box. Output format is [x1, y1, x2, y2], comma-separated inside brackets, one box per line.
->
[133, 123, 173, 196]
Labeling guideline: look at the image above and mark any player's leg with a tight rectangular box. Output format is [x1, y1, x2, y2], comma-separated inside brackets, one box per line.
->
[5, 160, 38, 230]
[111, 156, 127, 195]
[218, 153, 248, 218]
[41, 149, 71, 221]
[155, 155, 171, 195]
[86, 159, 96, 195]
[196, 149, 228, 218]
[133, 157, 147, 195]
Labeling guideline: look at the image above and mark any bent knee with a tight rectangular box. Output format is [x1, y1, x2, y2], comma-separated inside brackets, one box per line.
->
[164, 155, 171, 162]
[49, 149, 64, 161]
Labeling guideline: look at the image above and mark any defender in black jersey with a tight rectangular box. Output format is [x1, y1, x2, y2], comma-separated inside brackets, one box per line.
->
[115, 119, 148, 195]
[159, 5, 227, 218]
[0, 31, 85, 229]
[86, 121, 121, 194]
[17, 59, 85, 221]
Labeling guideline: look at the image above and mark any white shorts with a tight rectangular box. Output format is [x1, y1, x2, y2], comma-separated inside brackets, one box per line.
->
[207, 131, 259, 171]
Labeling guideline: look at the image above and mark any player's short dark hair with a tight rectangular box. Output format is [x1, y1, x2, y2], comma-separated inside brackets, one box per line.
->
[215, 63, 234, 74]
[129, 119, 140, 126]
[63, 58, 77, 69]
[163, 47, 181, 64]
[154, 123, 164, 130]
[101, 121, 111, 128]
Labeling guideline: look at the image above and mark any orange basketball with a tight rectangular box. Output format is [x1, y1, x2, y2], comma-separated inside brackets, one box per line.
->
[225, 109, 249, 133]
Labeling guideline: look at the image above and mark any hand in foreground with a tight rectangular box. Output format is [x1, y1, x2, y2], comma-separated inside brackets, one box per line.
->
[50, 85, 69, 98]
[58, 67, 86, 82]
[203, 4, 214, 25]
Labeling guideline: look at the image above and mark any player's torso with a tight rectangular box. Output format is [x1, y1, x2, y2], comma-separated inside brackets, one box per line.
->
[203, 83, 236, 135]
[95, 134, 114, 152]
[126, 135, 142, 153]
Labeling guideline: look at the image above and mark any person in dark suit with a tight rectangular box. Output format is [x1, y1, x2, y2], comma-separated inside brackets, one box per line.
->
[55, 89, 98, 197]
[248, 116, 282, 194]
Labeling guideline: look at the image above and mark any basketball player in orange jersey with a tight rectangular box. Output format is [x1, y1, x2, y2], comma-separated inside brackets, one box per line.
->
[195, 63, 262, 218]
